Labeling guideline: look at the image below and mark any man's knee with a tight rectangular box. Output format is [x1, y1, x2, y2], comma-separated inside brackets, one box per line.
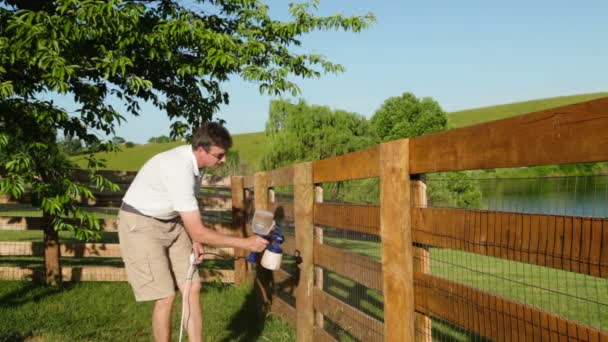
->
[155, 294, 176, 308]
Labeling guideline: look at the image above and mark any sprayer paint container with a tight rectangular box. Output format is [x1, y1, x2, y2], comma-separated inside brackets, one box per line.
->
[252, 209, 274, 235]
[261, 243, 283, 270]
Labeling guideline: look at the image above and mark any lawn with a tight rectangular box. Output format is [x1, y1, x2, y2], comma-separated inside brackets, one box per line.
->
[0, 281, 294, 342]
[322, 236, 608, 336]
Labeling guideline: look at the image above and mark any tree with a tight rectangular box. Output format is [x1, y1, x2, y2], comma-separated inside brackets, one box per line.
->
[147, 135, 172, 144]
[371, 92, 447, 142]
[112, 136, 126, 145]
[0, 0, 374, 285]
[262, 99, 377, 169]
[262, 99, 378, 202]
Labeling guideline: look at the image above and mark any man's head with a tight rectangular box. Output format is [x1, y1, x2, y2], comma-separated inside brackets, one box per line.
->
[191, 122, 232, 168]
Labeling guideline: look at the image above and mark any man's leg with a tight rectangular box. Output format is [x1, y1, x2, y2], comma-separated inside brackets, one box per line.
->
[178, 280, 203, 342]
[153, 294, 175, 342]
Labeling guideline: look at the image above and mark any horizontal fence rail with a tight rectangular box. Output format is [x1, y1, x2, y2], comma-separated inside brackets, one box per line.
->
[412, 207, 608, 278]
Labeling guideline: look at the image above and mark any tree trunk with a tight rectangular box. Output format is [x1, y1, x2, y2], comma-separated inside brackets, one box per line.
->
[43, 214, 61, 286]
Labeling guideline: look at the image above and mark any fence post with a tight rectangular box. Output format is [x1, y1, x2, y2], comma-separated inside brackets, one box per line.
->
[43, 213, 61, 286]
[231, 176, 249, 287]
[314, 185, 324, 330]
[294, 162, 314, 341]
[254, 172, 272, 311]
[379, 139, 414, 341]
[412, 174, 431, 341]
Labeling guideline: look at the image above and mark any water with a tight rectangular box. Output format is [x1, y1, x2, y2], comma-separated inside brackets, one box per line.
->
[478, 175, 608, 218]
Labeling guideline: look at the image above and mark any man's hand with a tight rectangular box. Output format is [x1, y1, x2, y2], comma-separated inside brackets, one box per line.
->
[192, 242, 205, 265]
[244, 236, 269, 252]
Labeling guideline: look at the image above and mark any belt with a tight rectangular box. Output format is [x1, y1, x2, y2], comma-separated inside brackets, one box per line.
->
[120, 202, 180, 223]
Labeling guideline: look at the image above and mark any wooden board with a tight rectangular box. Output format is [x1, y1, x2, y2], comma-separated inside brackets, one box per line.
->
[270, 295, 296, 325]
[314, 203, 380, 236]
[312, 146, 380, 183]
[313, 288, 384, 342]
[0, 266, 234, 283]
[314, 242, 382, 292]
[414, 272, 608, 341]
[379, 139, 414, 341]
[411, 207, 608, 278]
[410, 97, 608, 174]
[267, 166, 294, 187]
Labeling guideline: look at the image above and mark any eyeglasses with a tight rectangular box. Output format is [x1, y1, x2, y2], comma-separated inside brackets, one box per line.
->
[203, 147, 226, 160]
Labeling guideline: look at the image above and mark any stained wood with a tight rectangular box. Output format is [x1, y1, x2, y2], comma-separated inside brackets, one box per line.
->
[0, 266, 234, 282]
[414, 272, 608, 341]
[314, 242, 382, 292]
[0, 216, 118, 231]
[282, 235, 296, 256]
[270, 295, 296, 325]
[312, 146, 380, 183]
[267, 166, 294, 187]
[294, 162, 314, 342]
[243, 175, 254, 189]
[231, 176, 248, 287]
[313, 203, 380, 236]
[379, 138, 414, 341]
[411, 207, 608, 277]
[313, 328, 337, 342]
[410, 97, 608, 174]
[269, 201, 295, 221]
[313, 288, 384, 342]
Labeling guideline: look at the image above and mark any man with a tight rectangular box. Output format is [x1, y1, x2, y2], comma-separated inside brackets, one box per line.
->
[117, 122, 268, 342]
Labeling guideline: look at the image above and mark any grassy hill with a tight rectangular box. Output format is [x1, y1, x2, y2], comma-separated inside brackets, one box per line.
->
[73, 132, 269, 171]
[76, 92, 607, 171]
[447, 92, 608, 128]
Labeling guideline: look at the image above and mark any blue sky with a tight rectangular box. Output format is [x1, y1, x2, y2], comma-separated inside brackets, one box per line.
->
[57, 0, 608, 143]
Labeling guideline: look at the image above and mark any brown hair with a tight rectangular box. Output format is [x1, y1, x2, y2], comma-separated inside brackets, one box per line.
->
[192, 122, 232, 150]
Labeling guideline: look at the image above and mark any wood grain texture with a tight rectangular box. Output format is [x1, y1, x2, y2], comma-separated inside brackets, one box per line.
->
[412, 207, 608, 277]
[314, 242, 382, 292]
[410, 97, 608, 174]
[294, 162, 315, 342]
[312, 146, 380, 183]
[414, 272, 608, 341]
[380, 138, 414, 341]
[267, 165, 294, 187]
[313, 288, 384, 342]
[313, 203, 380, 236]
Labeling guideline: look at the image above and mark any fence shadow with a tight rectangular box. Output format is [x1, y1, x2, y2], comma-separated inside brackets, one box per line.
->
[0, 281, 76, 309]
[219, 283, 268, 342]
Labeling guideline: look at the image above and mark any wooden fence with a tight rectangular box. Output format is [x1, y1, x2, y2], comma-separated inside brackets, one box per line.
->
[235, 97, 608, 341]
[0, 173, 239, 284]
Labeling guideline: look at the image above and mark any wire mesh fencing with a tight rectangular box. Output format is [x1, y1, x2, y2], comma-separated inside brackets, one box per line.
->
[314, 179, 384, 341]
[414, 171, 608, 341]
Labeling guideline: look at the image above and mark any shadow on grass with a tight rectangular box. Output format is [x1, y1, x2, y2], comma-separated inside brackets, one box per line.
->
[0, 281, 76, 309]
[0, 331, 36, 342]
[219, 282, 268, 342]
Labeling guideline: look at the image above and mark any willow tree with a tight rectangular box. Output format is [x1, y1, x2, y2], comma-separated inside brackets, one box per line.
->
[0, 0, 374, 285]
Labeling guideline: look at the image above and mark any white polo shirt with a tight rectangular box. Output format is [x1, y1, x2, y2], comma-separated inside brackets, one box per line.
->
[123, 145, 202, 220]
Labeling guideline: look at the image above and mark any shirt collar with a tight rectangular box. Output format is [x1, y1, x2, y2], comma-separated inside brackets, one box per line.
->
[189, 145, 200, 176]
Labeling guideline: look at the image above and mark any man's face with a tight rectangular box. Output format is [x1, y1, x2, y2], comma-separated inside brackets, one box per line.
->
[194, 145, 227, 168]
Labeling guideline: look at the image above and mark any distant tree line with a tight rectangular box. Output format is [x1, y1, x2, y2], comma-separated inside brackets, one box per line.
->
[261, 92, 482, 207]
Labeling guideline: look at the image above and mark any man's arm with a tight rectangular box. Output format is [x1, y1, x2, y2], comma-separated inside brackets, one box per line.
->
[179, 210, 268, 252]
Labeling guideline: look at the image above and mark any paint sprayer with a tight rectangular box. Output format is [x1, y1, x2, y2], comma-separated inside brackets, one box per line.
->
[246, 209, 284, 270]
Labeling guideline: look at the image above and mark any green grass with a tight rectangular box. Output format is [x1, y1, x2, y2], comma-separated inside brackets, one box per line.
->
[0, 281, 294, 342]
[0, 230, 118, 243]
[321, 236, 608, 338]
[73, 132, 269, 171]
[447, 92, 608, 128]
[229, 131, 270, 169]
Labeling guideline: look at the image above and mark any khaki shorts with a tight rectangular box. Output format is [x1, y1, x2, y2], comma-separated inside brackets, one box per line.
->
[117, 210, 200, 302]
